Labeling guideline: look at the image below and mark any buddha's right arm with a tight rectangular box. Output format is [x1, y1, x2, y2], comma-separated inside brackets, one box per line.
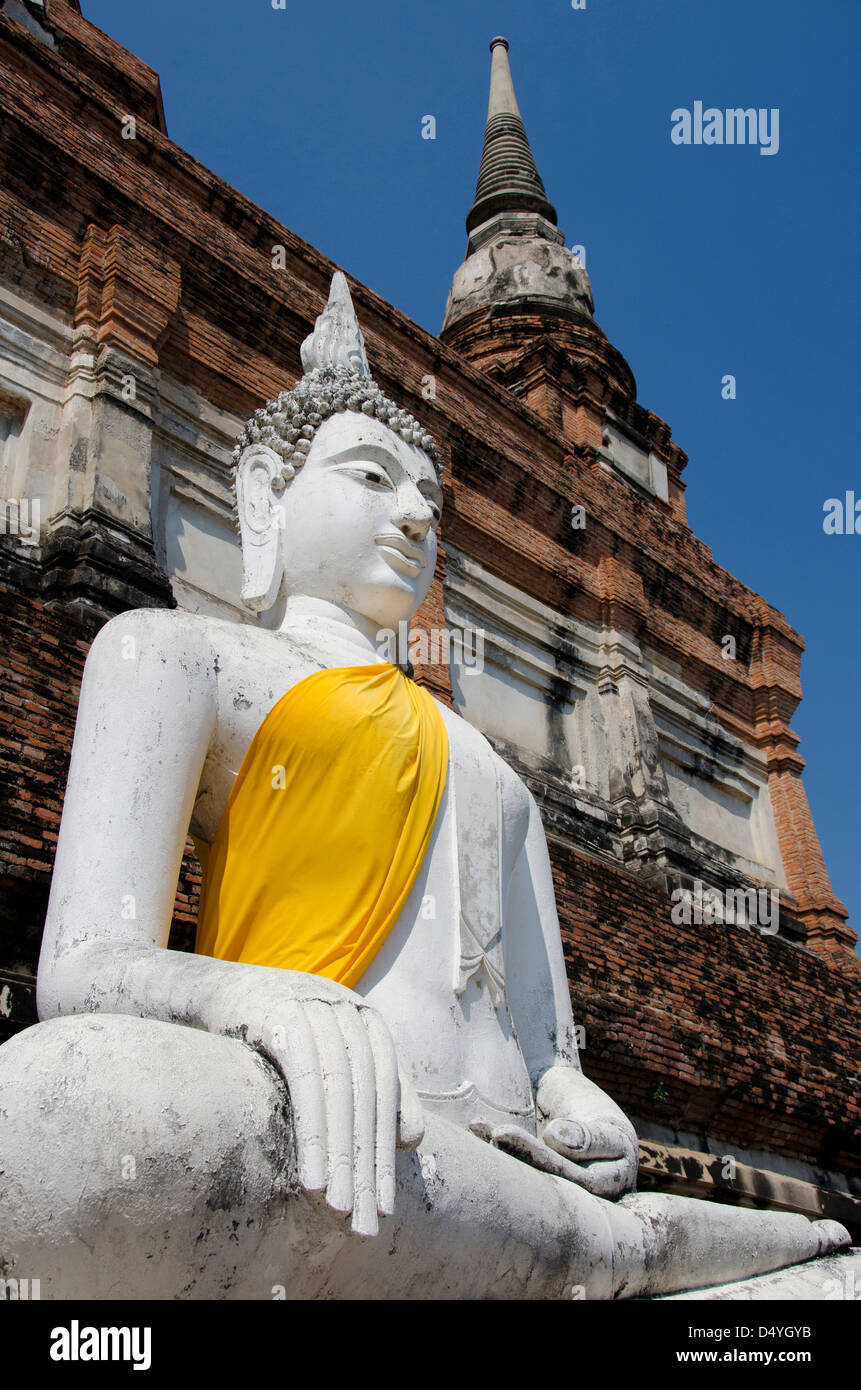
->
[36, 609, 419, 1236]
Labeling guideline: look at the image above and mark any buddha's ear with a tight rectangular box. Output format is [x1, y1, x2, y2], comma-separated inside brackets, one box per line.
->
[235, 444, 294, 612]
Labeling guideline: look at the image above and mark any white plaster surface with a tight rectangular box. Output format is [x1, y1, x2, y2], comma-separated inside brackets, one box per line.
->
[445, 548, 786, 888]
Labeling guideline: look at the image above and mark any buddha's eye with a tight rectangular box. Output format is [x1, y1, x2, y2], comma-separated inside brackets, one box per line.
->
[353, 466, 390, 488]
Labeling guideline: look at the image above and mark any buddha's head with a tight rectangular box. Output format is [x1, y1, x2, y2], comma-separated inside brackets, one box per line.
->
[233, 273, 442, 632]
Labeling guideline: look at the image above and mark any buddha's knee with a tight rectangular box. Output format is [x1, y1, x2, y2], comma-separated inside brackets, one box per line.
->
[0, 1014, 299, 1298]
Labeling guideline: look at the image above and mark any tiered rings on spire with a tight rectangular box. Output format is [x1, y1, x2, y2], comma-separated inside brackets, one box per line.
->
[466, 36, 557, 235]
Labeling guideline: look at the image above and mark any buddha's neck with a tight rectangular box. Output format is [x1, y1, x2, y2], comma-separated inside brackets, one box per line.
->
[271, 595, 397, 666]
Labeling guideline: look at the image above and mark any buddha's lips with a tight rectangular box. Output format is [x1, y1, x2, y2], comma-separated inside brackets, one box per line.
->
[374, 535, 427, 571]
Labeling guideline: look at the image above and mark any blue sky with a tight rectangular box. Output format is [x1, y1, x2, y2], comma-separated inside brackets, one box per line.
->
[82, 0, 860, 940]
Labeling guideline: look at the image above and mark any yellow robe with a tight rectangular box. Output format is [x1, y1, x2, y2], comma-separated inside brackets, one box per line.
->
[194, 663, 448, 989]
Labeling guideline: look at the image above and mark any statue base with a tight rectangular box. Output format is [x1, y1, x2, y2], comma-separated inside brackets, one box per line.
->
[657, 1247, 861, 1301]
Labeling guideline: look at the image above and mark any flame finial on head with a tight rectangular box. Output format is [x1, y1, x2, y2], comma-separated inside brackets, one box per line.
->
[300, 271, 371, 377]
[233, 271, 441, 498]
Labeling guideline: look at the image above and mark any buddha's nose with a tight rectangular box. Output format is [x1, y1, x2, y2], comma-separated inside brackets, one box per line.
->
[394, 484, 435, 541]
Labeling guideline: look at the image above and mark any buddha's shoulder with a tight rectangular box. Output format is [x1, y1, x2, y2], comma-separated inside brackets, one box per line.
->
[94, 607, 272, 658]
[91, 608, 291, 685]
[434, 699, 533, 822]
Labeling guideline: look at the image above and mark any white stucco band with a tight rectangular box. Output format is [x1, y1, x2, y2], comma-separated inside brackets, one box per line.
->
[0, 285, 252, 624]
[0, 286, 70, 520]
[444, 546, 787, 892]
[150, 372, 248, 623]
[599, 411, 669, 504]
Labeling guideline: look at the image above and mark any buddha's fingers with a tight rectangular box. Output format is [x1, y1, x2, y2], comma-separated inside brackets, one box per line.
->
[336, 1004, 379, 1238]
[559, 1157, 631, 1199]
[275, 1001, 328, 1194]
[543, 1117, 632, 1163]
[396, 1071, 425, 1152]
[360, 1007, 398, 1217]
[304, 999, 355, 1216]
[490, 1124, 575, 1181]
[490, 1124, 631, 1198]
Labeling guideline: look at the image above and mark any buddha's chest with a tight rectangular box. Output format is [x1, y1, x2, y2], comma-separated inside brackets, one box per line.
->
[191, 634, 334, 841]
[190, 636, 535, 1119]
[357, 707, 536, 1124]
[192, 635, 530, 870]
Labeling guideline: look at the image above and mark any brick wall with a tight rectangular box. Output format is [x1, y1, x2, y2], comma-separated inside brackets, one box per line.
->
[552, 839, 860, 1175]
[0, 586, 88, 1038]
[0, 585, 202, 1038]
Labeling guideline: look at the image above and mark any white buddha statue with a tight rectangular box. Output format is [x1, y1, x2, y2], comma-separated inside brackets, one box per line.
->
[0, 273, 848, 1299]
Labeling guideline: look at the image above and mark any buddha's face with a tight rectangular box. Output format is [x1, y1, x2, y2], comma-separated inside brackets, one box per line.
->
[277, 412, 442, 629]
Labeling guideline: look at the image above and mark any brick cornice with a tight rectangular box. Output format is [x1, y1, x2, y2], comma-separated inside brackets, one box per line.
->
[74, 223, 182, 367]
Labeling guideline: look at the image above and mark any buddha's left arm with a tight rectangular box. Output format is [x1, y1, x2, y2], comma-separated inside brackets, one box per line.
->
[502, 791, 639, 1199]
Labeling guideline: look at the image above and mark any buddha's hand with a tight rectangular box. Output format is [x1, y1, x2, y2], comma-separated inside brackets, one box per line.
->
[260, 977, 424, 1238]
[474, 1066, 638, 1199]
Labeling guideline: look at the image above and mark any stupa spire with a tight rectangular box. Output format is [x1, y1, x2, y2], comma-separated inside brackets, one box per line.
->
[466, 37, 557, 235]
[442, 36, 600, 352]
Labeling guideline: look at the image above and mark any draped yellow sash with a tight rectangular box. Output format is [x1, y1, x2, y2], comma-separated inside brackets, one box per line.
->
[193, 664, 448, 989]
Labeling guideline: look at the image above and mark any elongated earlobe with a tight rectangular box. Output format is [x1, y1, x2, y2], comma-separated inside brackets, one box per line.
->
[235, 444, 293, 612]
